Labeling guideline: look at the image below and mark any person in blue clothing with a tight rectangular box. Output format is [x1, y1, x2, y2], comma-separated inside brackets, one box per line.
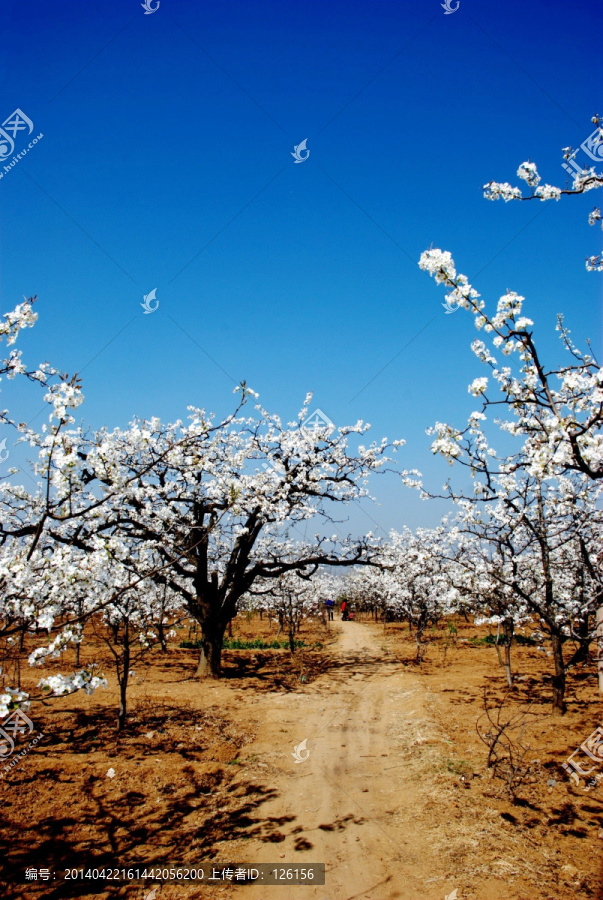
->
[325, 598, 335, 621]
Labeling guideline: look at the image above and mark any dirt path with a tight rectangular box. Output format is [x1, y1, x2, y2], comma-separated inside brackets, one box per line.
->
[229, 621, 457, 900]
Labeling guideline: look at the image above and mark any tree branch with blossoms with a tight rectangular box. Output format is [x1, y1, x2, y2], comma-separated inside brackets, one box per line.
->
[483, 115, 603, 271]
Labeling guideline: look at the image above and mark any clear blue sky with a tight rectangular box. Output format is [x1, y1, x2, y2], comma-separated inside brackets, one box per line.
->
[0, 0, 601, 535]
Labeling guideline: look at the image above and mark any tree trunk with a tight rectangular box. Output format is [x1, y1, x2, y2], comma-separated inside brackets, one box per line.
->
[415, 627, 424, 663]
[565, 615, 590, 669]
[117, 646, 130, 732]
[503, 641, 512, 688]
[157, 622, 168, 652]
[597, 606, 603, 695]
[503, 617, 514, 688]
[494, 623, 504, 669]
[550, 631, 566, 714]
[196, 624, 226, 678]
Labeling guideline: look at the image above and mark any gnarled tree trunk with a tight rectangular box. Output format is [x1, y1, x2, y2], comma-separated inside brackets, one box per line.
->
[196, 625, 226, 679]
[597, 606, 603, 695]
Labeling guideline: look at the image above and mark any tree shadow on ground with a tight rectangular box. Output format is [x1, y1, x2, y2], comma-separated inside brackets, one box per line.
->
[21, 703, 248, 766]
[215, 647, 405, 694]
[0, 696, 299, 900]
[0, 768, 284, 899]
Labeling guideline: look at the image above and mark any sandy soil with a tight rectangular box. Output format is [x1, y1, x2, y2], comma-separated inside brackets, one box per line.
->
[1, 615, 602, 900]
[231, 620, 453, 900]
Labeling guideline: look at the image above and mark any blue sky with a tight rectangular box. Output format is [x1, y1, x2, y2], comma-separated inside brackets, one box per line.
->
[0, 0, 601, 535]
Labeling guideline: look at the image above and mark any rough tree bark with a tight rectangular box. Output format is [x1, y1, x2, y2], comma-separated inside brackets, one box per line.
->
[550, 630, 567, 715]
[494, 618, 514, 688]
[117, 642, 130, 731]
[597, 606, 603, 695]
[195, 620, 227, 678]
[537, 490, 566, 714]
[157, 621, 168, 652]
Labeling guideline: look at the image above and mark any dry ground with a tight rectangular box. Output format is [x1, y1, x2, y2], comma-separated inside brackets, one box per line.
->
[1, 613, 602, 900]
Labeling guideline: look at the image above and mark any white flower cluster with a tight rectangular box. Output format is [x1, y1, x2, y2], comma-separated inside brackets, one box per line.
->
[0, 687, 30, 718]
[517, 162, 540, 187]
[572, 167, 599, 192]
[534, 185, 561, 201]
[427, 422, 462, 462]
[38, 670, 107, 697]
[29, 626, 82, 666]
[0, 301, 38, 345]
[483, 181, 523, 202]
[44, 381, 84, 422]
[418, 249, 456, 283]
[468, 377, 488, 397]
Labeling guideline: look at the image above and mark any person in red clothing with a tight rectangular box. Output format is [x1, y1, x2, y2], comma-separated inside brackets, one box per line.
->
[341, 599, 349, 621]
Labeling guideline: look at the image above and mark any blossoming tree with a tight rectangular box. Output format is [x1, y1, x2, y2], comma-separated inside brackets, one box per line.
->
[419, 117, 603, 696]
